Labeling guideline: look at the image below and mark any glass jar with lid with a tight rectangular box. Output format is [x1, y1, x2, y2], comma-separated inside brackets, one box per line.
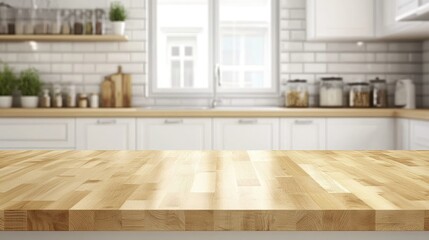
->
[0, 6, 7, 34]
[61, 9, 73, 35]
[49, 9, 62, 34]
[319, 77, 344, 107]
[285, 79, 309, 108]
[84, 9, 94, 35]
[349, 82, 370, 108]
[24, 9, 36, 35]
[73, 9, 84, 35]
[370, 77, 388, 108]
[15, 9, 25, 34]
[6, 7, 15, 34]
[95, 9, 106, 35]
[34, 9, 49, 34]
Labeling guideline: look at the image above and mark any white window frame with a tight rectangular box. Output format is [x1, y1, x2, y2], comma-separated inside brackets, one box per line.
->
[148, 0, 279, 98]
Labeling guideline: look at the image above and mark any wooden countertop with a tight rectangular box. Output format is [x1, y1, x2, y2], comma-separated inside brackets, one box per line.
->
[0, 150, 428, 231]
[0, 108, 428, 120]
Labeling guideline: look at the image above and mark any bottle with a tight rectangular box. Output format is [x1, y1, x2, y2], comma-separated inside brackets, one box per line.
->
[89, 93, 99, 108]
[52, 84, 63, 108]
[41, 89, 51, 108]
[73, 9, 84, 35]
[84, 9, 94, 35]
[65, 84, 76, 108]
[95, 9, 106, 35]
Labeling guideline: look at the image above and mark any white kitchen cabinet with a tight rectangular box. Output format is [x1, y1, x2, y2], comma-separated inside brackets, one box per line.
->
[396, 118, 410, 150]
[0, 118, 75, 149]
[281, 118, 326, 150]
[326, 118, 395, 150]
[213, 118, 279, 150]
[396, 0, 419, 17]
[410, 120, 429, 150]
[76, 118, 136, 150]
[137, 118, 212, 150]
[307, 0, 375, 40]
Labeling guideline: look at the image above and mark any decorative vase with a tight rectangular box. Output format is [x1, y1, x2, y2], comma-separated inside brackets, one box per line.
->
[0, 96, 13, 108]
[111, 21, 126, 35]
[21, 96, 39, 108]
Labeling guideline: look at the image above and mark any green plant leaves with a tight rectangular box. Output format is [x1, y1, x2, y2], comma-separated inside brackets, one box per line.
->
[18, 68, 42, 96]
[109, 1, 127, 21]
[0, 64, 17, 96]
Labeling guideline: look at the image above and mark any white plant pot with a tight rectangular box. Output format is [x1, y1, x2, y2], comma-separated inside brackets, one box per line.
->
[0, 96, 13, 108]
[21, 96, 39, 108]
[111, 21, 126, 35]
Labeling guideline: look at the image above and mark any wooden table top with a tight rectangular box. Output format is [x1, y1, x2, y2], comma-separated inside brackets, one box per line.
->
[0, 108, 428, 121]
[0, 150, 429, 231]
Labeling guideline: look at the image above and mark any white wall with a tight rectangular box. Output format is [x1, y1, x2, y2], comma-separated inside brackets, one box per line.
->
[0, 0, 425, 107]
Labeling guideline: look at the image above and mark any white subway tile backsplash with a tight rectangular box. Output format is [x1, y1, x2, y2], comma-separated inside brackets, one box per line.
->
[290, 52, 314, 62]
[62, 54, 84, 63]
[304, 43, 326, 51]
[83, 53, 107, 62]
[107, 53, 132, 62]
[305, 64, 327, 73]
[51, 64, 73, 73]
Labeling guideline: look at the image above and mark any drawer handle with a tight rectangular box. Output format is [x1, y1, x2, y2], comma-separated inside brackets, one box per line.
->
[164, 119, 184, 124]
[294, 120, 313, 125]
[97, 119, 117, 125]
[239, 119, 258, 124]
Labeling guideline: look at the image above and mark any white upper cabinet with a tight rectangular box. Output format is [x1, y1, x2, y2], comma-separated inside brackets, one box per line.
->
[214, 118, 279, 150]
[409, 120, 429, 150]
[137, 118, 212, 150]
[326, 118, 395, 150]
[0, 118, 75, 150]
[76, 118, 136, 150]
[280, 118, 326, 150]
[307, 0, 375, 40]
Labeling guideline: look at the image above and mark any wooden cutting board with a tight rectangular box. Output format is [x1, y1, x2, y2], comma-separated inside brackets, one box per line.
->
[101, 66, 132, 108]
[101, 78, 113, 108]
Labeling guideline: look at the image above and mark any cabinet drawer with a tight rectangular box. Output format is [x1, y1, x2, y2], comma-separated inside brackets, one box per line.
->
[410, 120, 429, 150]
[0, 118, 75, 149]
[281, 118, 326, 150]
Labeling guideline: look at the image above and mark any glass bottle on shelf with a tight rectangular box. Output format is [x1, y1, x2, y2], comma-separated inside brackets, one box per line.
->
[15, 9, 25, 34]
[84, 9, 94, 35]
[40, 89, 51, 108]
[34, 9, 48, 34]
[61, 9, 73, 35]
[6, 7, 15, 35]
[95, 9, 106, 35]
[49, 9, 61, 34]
[348, 82, 370, 108]
[319, 77, 344, 107]
[73, 9, 84, 35]
[285, 79, 309, 108]
[65, 84, 76, 108]
[0, 6, 7, 34]
[370, 78, 388, 108]
[24, 9, 36, 35]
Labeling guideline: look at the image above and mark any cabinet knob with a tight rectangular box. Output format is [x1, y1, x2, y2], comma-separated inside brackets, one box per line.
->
[97, 119, 117, 125]
[239, 119, 258, 124]
[164, 119, 184, 124]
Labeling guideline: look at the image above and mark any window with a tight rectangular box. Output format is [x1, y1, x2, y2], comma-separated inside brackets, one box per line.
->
[149, 0, 277, 96]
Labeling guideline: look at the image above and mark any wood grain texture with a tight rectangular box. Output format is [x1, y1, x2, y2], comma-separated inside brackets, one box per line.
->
[0, 150, 428, 231]
[0, 108, 428, 120]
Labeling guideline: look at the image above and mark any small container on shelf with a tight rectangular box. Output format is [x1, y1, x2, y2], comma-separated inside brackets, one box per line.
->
[65, 84, 76, 108]
[89, 93, 99, 108]
[15, 9, 25, 34]
[0, 6, 7, 34]
[40, 89, 51, 108]
[49, 9, 62, 34]
[23, 9, 36, 35]
[61, 9, 73, 35]
[95, 9, 106, 35]
[34, 9, 49, 34]
[73, 9, 84, 35]
[78, 93, 89, 108]
[348, 82, 370, 108]
[319, 77, 344, 107]
[370, 77, 388, 108]
[84, 9, 94, 35]
[52, 84, 63, 108]
[285, 79, 309, 108]
[6, 7, 15, 35]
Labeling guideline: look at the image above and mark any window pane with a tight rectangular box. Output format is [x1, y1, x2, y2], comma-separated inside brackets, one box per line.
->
[219, 0, 272, 90]
[156, 0, 209, 90]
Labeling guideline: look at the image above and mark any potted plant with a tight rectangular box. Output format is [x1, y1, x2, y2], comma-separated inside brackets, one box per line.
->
[109, 1, 127, 35]
[0, 64, 17, 108]
[18, 68, 42, 108]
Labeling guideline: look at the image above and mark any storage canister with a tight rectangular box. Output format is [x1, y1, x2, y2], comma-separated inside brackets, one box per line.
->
[73, 9, 84, 35]
[319, 77, 344, 107]
[349, 82, 370, 108]
[370, 77, 388, 108]
[0, 6, 7, 34]
[285, 79, 309, 108]
[95, 9, 106, 35]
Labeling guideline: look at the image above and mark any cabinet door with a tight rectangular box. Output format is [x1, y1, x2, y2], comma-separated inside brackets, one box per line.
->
[281, 118, 326, 150]
[0, 118, 75, 149]
[308, 0, 375, 40]
[76, 118, 136, 150]
[396, 118, 410, 150]
[137, 118, 212, 150]
[214, 118, 279, 150]
[410, 120, 429, 150]
[326, 118, 395, 150]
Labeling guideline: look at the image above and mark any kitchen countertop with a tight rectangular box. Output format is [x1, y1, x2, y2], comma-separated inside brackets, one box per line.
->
[0, 150, 428, 231]
[0, 108, 428, 120]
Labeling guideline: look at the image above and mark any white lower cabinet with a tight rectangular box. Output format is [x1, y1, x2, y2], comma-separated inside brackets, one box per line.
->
[213, 118, 279, 150]
[0, 118, 75, 150]
[326, 118, 395, 150]
[137, 118, 212, 150]
[281, 118, 326, 150]
[396, 118, 410, 150]
[76, 118, 136, 150]
[410, 120, 429, 150]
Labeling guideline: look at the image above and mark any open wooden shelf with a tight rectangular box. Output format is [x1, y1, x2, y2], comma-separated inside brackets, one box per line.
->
[0, 35, 128, 42]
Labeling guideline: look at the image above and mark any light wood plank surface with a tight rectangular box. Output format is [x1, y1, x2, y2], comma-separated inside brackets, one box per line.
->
[0, 150, 428, 231]
[0, 108, 428, 120]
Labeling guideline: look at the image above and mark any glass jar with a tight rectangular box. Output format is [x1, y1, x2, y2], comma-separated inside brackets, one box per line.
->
[370, 78, 388, 108]
[95, 9, 106, 35]
[285, 79, 309, 108]
[34, 9, 49, 34]
[319, 77, 344, 107]
[52, 84, 63, 108]
[84, 9, 94, 35]
[6, 7, 15, 34]
[49, 9, 61, 34]
[40, 89, 51, 108]
[78, 93, 89, 108]
[24, 9, 36, 35]
[61, 9, 73, 35]
[349, 82, 370, 108]
[73, 9, 84, 35]
[15, 9, 25, 34]
[65, 84, 76, 108]
[0, 6, 7, 34]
